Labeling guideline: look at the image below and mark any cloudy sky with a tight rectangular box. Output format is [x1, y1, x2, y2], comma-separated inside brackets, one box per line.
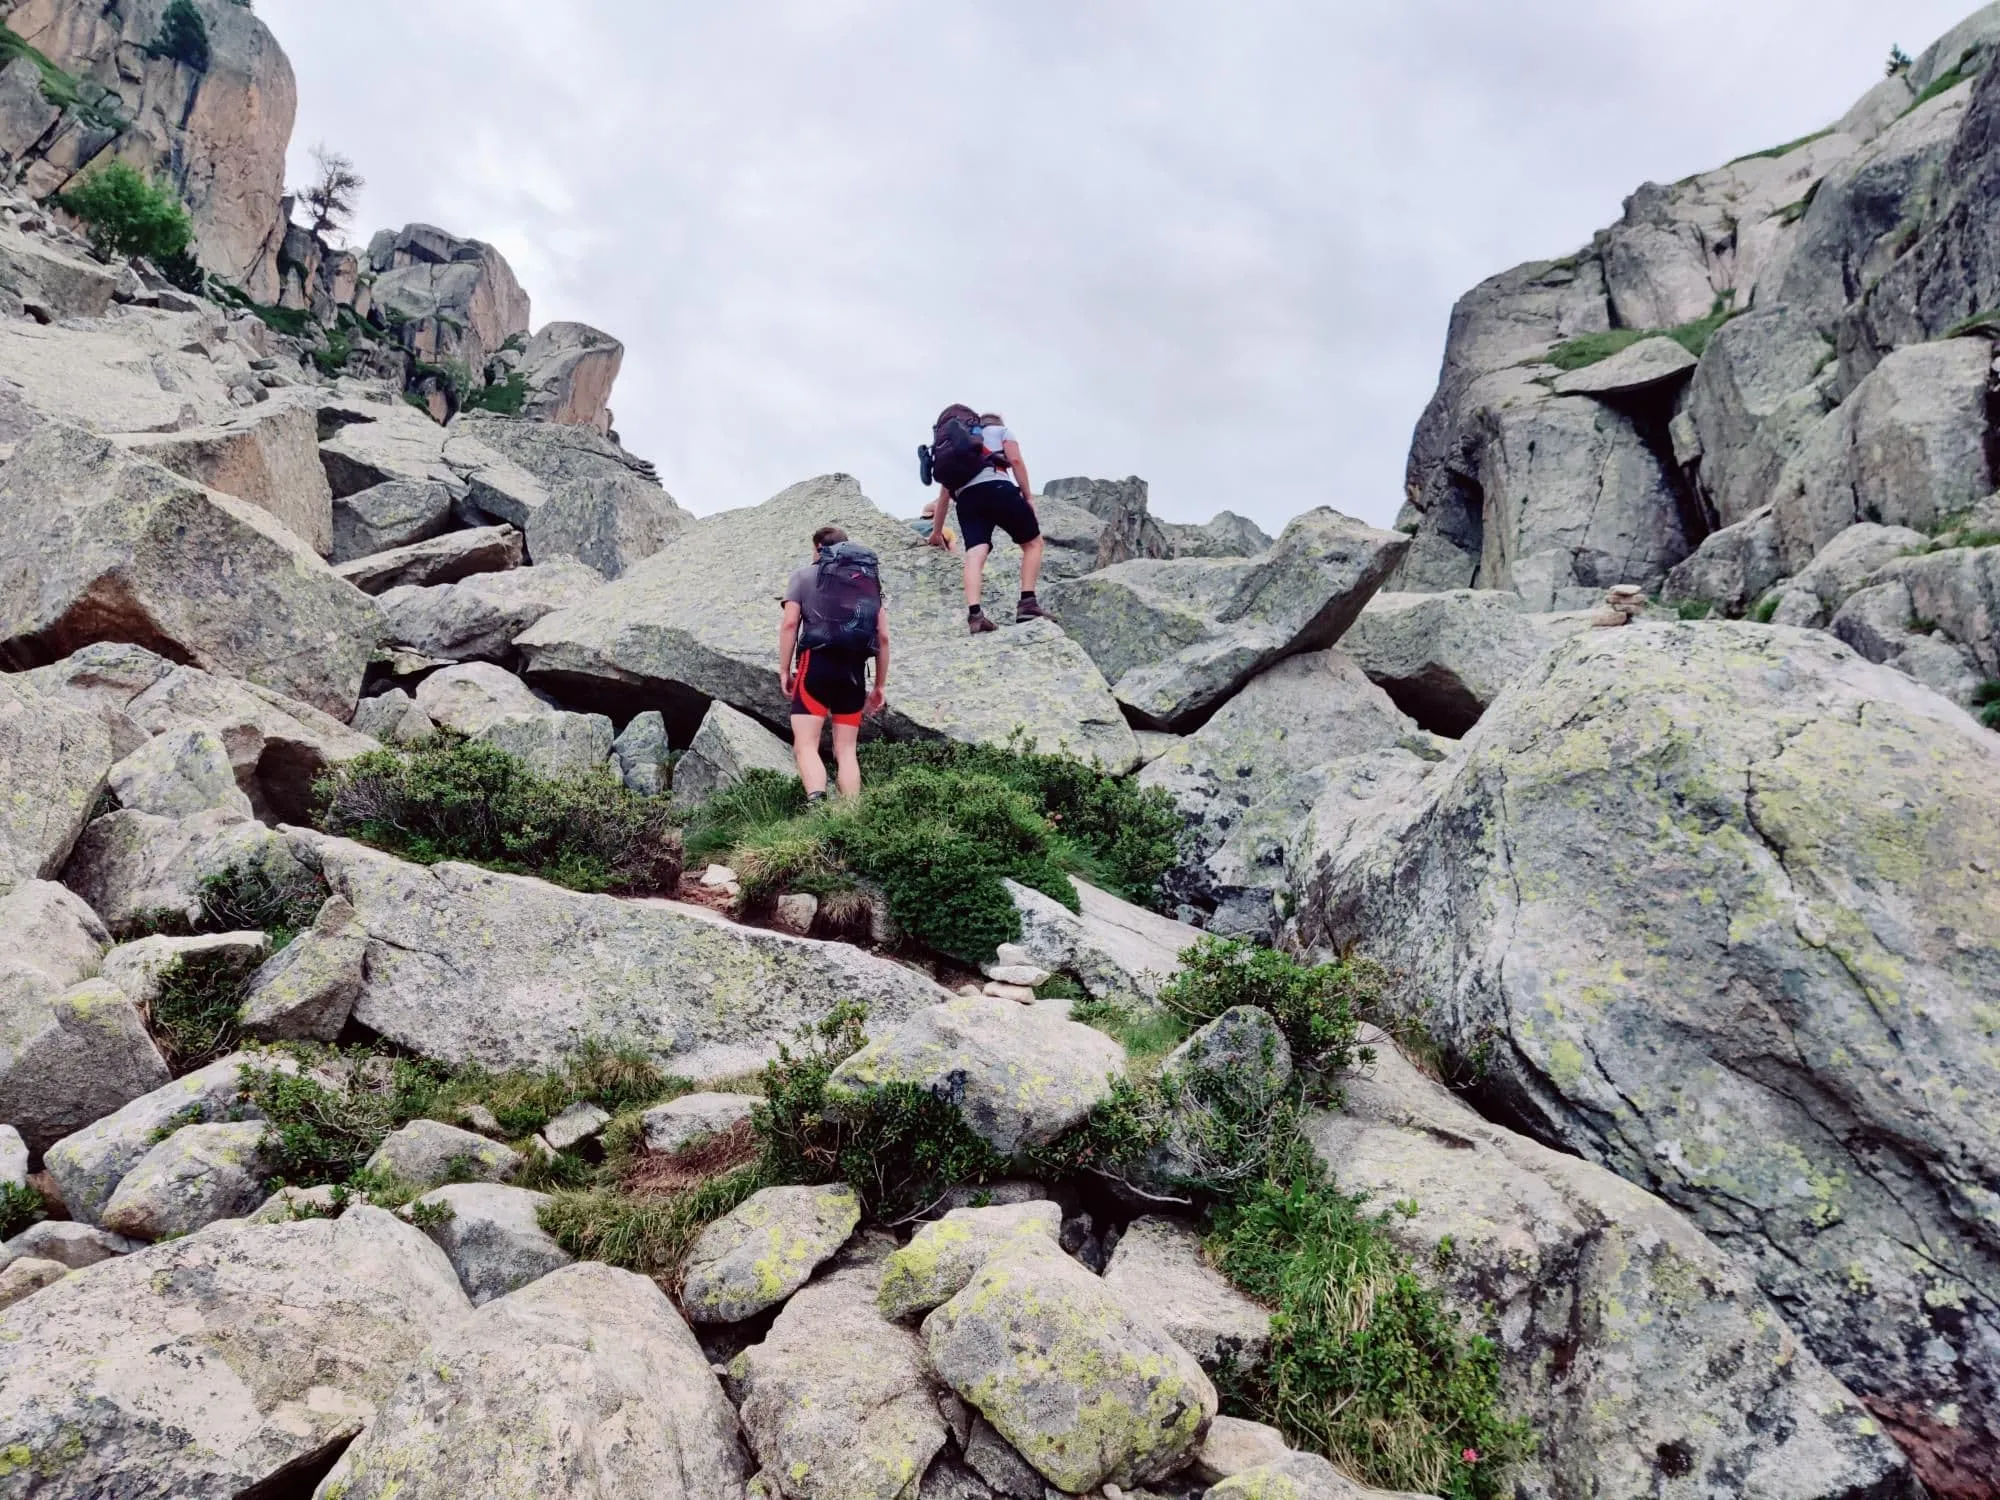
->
[260, 0, 1978, 531]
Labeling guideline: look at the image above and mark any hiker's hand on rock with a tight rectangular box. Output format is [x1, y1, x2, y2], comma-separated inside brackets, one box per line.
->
[926, 528, 950, 550]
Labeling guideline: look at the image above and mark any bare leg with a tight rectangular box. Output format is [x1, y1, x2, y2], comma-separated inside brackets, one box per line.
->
[831, 719, 862, 798]
[790, 714, 827, 795]
[1020, 534, 1045, 592]
[963, 543, 991, 608]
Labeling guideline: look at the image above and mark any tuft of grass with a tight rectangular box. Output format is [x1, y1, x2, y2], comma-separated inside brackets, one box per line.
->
[541, 1166, 766, 1289]
[1749, 591, 1782, 625]
[1975, 681, 2000, 731]
[0, 1181, 46, 1241]
[1542, 296, 1735, 374]
[1675, 600, 1713, 621]
[1726, 127, 1833, 166]
[462, 371, 529, 415]
[315, 733, 683, 896]
[1069, 994, 1191, 1066]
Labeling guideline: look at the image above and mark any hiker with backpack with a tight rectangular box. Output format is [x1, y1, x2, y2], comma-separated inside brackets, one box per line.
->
[920, 405, 1047, 634]
[778, 525, 888, 802]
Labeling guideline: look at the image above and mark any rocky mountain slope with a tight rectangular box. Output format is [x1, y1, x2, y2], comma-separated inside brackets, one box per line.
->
[0, 4, 1995, 1499]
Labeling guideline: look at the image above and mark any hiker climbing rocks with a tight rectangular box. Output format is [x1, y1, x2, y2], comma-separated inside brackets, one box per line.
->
[920, 404, 1047, 634]
[778, 525, 889, 801]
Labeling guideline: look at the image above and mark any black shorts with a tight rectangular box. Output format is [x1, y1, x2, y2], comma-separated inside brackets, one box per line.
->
[954, 480, 1041, 552]
[791, 648, 868, 725]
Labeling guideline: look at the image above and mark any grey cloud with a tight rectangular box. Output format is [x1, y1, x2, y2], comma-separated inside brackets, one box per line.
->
[262, 0, 1978, 531]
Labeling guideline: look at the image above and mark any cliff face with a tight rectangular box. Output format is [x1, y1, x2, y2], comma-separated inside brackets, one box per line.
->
[1399, 4, 2000, 640]
[0, 0, 295, 297]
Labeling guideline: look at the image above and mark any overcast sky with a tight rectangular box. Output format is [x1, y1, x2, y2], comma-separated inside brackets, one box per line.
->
[259, 0, 1979, 531]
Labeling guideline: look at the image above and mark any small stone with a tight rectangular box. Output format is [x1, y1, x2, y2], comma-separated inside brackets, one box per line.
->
[772, 892, 818, 936]
[364, 1118, 522, 1192]
[982, 981, 1037, 1004]
[410, 1182, 573, 1305]
[0, 1125, 25, 1190]
[457, 1102, 503, 1135]
[1191, 1415, 1292, 1482]
[981, 963, 1052, 987]
[993, 942, 1035, 968]
[641, 1092, 758, 1155]
[700, 863, 739, 888]
[0, 1256, 67, 1309]
[542, 1100, 611, 1152]
[957, 984, 984, 998]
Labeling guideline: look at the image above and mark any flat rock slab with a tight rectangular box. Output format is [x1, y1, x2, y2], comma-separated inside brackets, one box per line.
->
[731, 1260, 947, 1500]
[825, 994, 1125, 1156]
[1206, 1452, 1441, 1499]
[0, 1221, 142, 1272]
[0, 676, 113, 894]
[1551, 334, 1700, 396]
[316, 1260, 749, 1500]
[0, 1207, 471, 1498]
[642, 1091, 759, 1155]
[516, 473, 1137, 768]
[1043, 506, 1408, 731]
[681, 1182, 860, 1323]
[304, 831, 951, 1078]
[1004, 875, 1194, 1004]
[877, 1199, 1062, 1320]
[333, 523, 524, 594]
[923, 1240, 1217, 1492]
[1102, 1215, 1272, 1372]
[377, 558, 602, 662]
[0, 425, 382, 719]
[412, 659, 547, 734]
[412, 1182, 573, 1305]
[331, 478, 456, 564]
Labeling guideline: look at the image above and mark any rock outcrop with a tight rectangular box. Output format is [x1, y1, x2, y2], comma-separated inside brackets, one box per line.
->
[0, 673, 111, 893]
[1299, 622, 2000, 1489]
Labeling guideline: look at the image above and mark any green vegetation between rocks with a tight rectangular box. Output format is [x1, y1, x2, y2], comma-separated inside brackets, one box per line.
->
[1727, 126, 1834, 166]
[0, 1182, 46, 1241]
[54, 160, 194, 266]
[683, 735, 1177, 963]
[148, 946, 263, 1073]
[0, 23, 122, 127]
[315, 733, 683, 895]
[123, 860, 332, 950]
[1975, 680, 2000, 731]
[462, 370, 529, 415]
[1543, 295, 1735, 373]
[1904, 48, 1982, 117]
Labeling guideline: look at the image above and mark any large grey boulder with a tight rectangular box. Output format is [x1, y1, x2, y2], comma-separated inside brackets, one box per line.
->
[0, 673, 112, 895]
[876, 1199, 1063, 1320]
[1337, 591, 1589, 736]
[351, 687, 436, 745]
[377, 559, 603, 662]
[826, 995, 1125, 1156]
[1299, 621, 2000, 1490]
[681, 1183, 861, 1323]
[333, 523, 525, 594]
[413, 659, 548, 734]
[452, 411, 691, 579]
[923, 1239, 1217, 1492]
[1044, 508, 1409, 731]
[732, 1260, 946, 1500]
[106, 723, 253, 820]
[1307, 1037, 1911, 1500]
[1002, 875, 1192, 1004]
[0, 426, 383, 719]
[0, 1126, 22, 1193]
[1661, 507, 1788, 616]
[1138, 650, 1416, 917]
[611, 708, 673, 794]
[1763, 521, 1930, 628]
[318, 392, 457, 497]
[1769, 339, 1993, 570]
[517, 320, 625, 433]
[673, 698, 798, 805]
[43, 1051, 290, 1226]
[27, 646, 381, 825]
[0, 880, 107, 1006]
[1550, 333, 1697, 395]
[331, 478, 457, 564]
[315, 1260, 746, 1499]
[99, 1119, 274, 1241]
[473, 708, 616, 778]
[0, 1208, 470, 1498]
[1682, 308, 1835, 530]
[120, 398, 335, 557]
[365, 1119, 523, 1193]
[1101, 1215, 1272, 1373]
[410, 1182, 573, 1305]
[303, 830, 950, 1077]
[516, 474, 1138, 767]
[0, 977, 169, 1153]
[0, 1256, 64, 1312]
[1872, 541, 2000, 678]
[60, 805, 307, 930]
[640, 1090, 758, 1155]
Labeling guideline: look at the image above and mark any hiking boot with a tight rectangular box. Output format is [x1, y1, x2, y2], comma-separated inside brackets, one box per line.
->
[968, 612, 999, 635]
[1015, 596, 1051, 624]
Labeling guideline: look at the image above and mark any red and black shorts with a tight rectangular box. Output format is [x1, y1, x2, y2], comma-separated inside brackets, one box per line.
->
[790, 648, 868, 727]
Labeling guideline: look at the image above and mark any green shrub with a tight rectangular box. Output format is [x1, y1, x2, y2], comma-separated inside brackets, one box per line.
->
[145, 0, 210, 70]
[149, 948, 262, 1073]
[315, 734, 683, 895]
[0, 1181, 46, 1241]
[121, 859, 332, 949]
[857, 735, 1178, 905]
[1749, 591, 1782, 624]
[54, 160, 194, 265]
[1975, 681, 2000, 731]
[682, 768, 809, 863]
[1158, 937, 1378, 1080]
[426, 1040, 682, 1139]
[1675, 599, 1713, 621]
[541, 1167, 765, 1284]
[1544, 296, 1734, 373]
[1212, 1147, 1529, 1500]
[311, 327, 351, 377]
[462, 371, 529, 415]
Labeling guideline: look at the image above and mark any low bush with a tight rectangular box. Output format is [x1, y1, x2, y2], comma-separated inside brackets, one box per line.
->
[1975, 680, 2000, 731]
[149, 947, 263, 1073]
[121, 860, 332, 949]
[462, 370, 529, 415]
[1157, 937, 1380, 1080]
[55, 160, 194, 265]
[541, 1168, 765, 1286]
[1675, 599, 1713, 621]
[0, 1181, 46, 1241]
[315, 734, 683, 895]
